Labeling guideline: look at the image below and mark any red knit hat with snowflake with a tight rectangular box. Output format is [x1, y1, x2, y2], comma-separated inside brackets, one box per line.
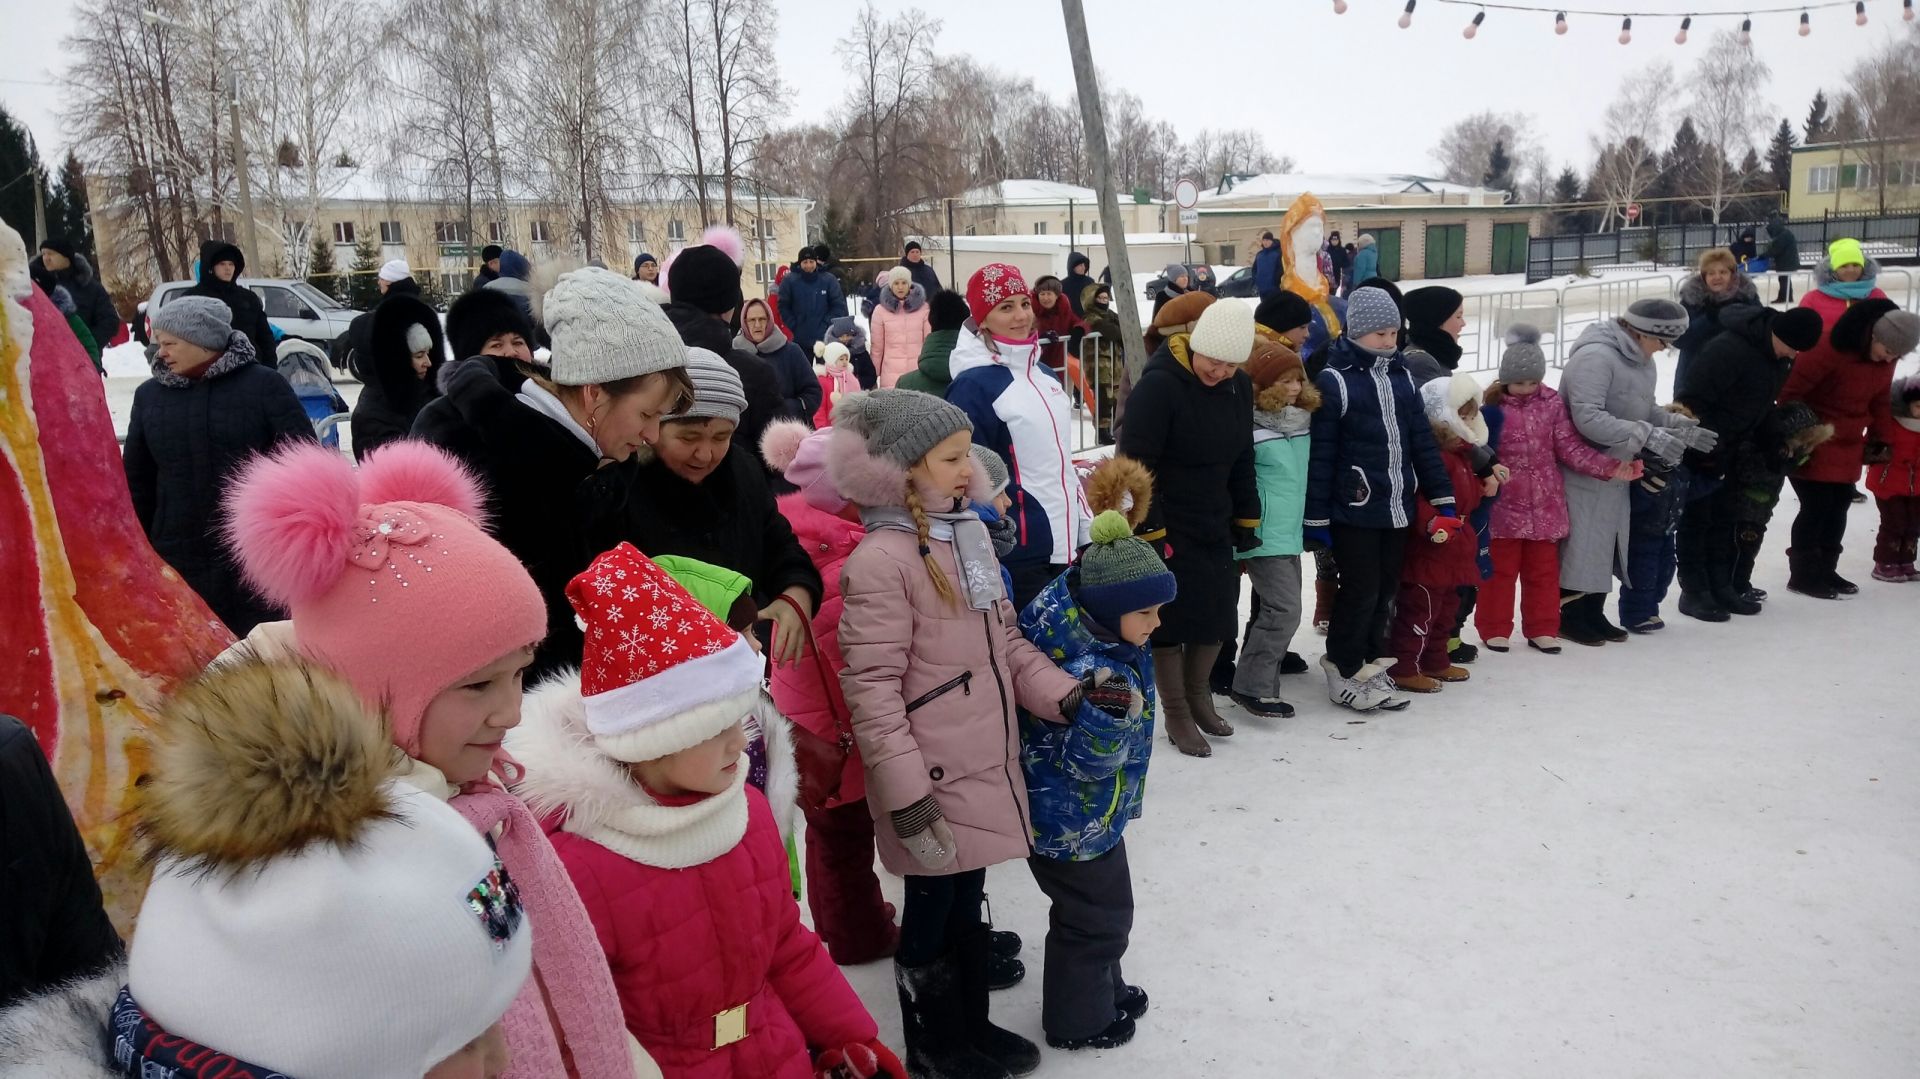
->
[565, 542, 764, 763]
[966, 262, 1030, 325]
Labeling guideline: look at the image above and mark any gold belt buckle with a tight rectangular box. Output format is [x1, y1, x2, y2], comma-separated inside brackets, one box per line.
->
[713, 1003, 749, 1049]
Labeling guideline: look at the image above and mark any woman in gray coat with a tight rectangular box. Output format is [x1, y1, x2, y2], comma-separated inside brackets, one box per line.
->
[1557, 299, 1717, 644]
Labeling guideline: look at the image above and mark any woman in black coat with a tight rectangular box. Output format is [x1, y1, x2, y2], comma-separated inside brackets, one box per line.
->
[1118, 302, 1259, 759]
[124, 297, 316, 634]
[180, 240, 277, 367]
[349, 293, 446, 461]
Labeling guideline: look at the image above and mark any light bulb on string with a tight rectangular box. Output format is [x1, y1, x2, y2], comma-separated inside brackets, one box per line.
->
[1555, 10, 1568, 34]
[1800, 10, 1812, 36]
[1740, 17, 1752, 45]
[1618, 16, 1632, 44]
[1857, 2, 1869, 26]
[1464, 10, 1484, 38]
[1332, 0, 1348, 13]
[1399, 1, 1416, 30]
[1675, 15, 1691, 44]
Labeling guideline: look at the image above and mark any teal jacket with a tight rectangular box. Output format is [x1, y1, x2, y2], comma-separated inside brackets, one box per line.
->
[1237, 408, 1312, 559]
[1017, 570, 1154, 862]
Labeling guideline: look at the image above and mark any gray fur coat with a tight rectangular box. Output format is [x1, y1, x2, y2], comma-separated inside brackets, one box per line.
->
[0, 964, 121, 1077]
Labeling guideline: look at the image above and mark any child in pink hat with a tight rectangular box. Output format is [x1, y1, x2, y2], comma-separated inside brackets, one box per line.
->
[223, 440, 639, 1079]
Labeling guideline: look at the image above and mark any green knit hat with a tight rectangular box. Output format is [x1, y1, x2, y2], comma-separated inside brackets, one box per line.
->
[1076, 511, 1176, 630]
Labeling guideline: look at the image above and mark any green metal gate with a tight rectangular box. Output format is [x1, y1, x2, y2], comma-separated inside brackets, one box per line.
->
[1491, 222, 1529, 276]
[1370, 227, 1402, 281]
[1424, 224, 1466, 279]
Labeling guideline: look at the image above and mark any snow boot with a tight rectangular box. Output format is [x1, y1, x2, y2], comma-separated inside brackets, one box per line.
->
[1713, 584, 1762, 615]
[1483, 637, 1511, 653]
[1229, 689, 1295, 718]
[1586, 595, 1629, 642]
[1281, 651, 1310, 675]
[1183, 643, 1234, 738]
[1677, 590, 1730, 622]
[1786, 548, 1839, 599]
[957, 929, 1041, 1076]
[1826, 546, 1859, 594]
[1046, 1014, 1135, 1052]
[1321, 656, 1387, 712]
[1427, 665, 1471, 683]
[896, 955, 1013, 1079]
[1625, 615, 1665, 633]
[1313, 578, 1336, 634]
[1872, 562, 1907, 582]
[1448, 640, 1479, 664]
[1153, 647, 1211, 757]
[1116, 985, 1149, 1021]
[1903, 563, 1920, 582]
[1393, 673, 1444, 693]
[1558, 590, 1608, 646]
[1527, 636, 1563, 654]
[988, 929, 1022, 959]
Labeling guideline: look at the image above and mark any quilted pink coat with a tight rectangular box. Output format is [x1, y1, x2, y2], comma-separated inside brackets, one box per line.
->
[768, 492, 867, 807]
[510, 679, 878, 1078]
[838, 526, 1078, 876]
[870, 284, 931, 388]
[1488, 384, 1620, 542]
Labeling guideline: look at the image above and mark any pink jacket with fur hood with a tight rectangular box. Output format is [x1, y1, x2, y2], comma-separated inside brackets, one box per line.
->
[1487, 383, 1621, 542]
[827, 424, 1079, 877]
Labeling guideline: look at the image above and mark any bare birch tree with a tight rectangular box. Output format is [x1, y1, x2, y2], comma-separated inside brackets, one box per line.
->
[704, 0, 783, 227]
[835, 2, 941, 252]
[386, 0, 515, 250]
[1685, 30, 1771, 223]
[1589, 61, 1676, 231]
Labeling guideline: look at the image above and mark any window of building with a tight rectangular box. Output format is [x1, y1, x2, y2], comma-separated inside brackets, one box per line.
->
[1032, 222, 1048, 235]
[529, 220, 552, 244]
[434, 221, 471, 245]
[487, 221, 509, 243]
[754, 262, 771, 284]
[627, 219, 645, 243]
[1808, 165, 1838, 194]
[332, 221, 355, 244]
[1854, 163, 1879, 189]
[667, 219, 686, 242]
[378, 220, 404, 244]
[755, 217, 776, 239]
[1218, 243, 1236, 265]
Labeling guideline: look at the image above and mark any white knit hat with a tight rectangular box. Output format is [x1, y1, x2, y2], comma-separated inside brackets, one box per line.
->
[543, 265, 688, 386]
[1188, 299, 1255, 364]
[127, 661, 531, 1079]
[378, 259, 412, 283]
[565, 543, 763, 763]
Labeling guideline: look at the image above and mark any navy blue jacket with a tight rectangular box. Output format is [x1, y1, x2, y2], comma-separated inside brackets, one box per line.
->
[1305, 337, 1455, 531]
[776, 267, 846, 352]
[1253, 244, 1283, 295]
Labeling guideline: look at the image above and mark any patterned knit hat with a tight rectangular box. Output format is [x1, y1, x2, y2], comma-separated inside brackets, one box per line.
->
[1621, 298, 1690, 342]
[966, 262, 1030, 325]
[678, 346, 748, 424]
[565, 543, 763, 763]
[544, 266, 687, 386]
[1345, 287, 1402, 339]
[1076, 510, 1176, 631]
[831, 388, 972, 467]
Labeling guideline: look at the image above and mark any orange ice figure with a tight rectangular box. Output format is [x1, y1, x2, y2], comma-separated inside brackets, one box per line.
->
[0, 222, 234, 933]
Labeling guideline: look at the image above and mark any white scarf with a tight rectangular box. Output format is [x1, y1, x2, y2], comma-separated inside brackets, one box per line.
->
[517, 381, 601, 456]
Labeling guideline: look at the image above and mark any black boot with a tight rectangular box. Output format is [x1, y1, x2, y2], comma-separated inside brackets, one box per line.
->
[897, 955, 1013, 1079]
[1826, 546, 1859, 594]
[1709, 556, 1761, 615]
[1586, 594, 1629, 642]
[985, 915, 1023, 989]
[1678, 590, 1730, 622]
[1787, 547, 1839, 599]
[1280, 650, 1310, 675]
[958, 929, 1040, 1075]
[1559, 590, 1607, 646]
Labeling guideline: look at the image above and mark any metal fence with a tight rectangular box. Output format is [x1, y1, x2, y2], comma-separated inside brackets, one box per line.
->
[1526, 210, 1920, 283]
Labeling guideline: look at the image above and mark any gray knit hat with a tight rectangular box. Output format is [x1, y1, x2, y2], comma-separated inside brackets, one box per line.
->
[1162, 262, 1189, 283]
[404, 323, 433, 355]
[1620, 298, 1689, 342]
[1076, 510, 1177, 630]
[1498, 323, 1548, 383]
[1873, 309, 1920, 357]
[832, 389, 972, 467]
[150, 296, 235, 352]
[1345, 287, 1402, 339]
[543, 266, 686, 386]
[677, 347, 748, 424]
[970, 446, 1009, 499]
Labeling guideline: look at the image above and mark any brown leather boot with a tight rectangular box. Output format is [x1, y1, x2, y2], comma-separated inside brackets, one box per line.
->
[1152, 647, 1211, 757]
[1182, 642, 1233, 737]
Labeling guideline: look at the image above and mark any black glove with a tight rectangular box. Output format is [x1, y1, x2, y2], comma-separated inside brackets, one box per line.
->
[1232, 524, 1261, 553]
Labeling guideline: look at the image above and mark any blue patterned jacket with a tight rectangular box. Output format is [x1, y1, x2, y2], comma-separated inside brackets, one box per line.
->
[1017, 570, 1155, 862]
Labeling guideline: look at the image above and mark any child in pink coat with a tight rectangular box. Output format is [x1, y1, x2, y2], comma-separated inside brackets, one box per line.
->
[829, 389, 1085, 1079]
[1475, 327, 1640, 652]
[871, 266, 932, 388]
[509, 542, 900, 1079]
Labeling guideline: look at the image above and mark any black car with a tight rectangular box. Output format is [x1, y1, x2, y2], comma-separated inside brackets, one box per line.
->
[1213, 266, 1260, 298]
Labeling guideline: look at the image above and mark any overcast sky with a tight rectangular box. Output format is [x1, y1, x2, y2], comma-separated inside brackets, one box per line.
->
[0, 0, 1899, 180]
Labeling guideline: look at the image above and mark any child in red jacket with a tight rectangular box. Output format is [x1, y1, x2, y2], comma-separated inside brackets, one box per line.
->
[1390, 377, 1495, 692]
[1868, 375, 1920, 581]
[509, 542, 899, 1079]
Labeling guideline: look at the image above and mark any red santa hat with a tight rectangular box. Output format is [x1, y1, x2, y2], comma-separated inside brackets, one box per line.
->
[565, 543, 764, 763]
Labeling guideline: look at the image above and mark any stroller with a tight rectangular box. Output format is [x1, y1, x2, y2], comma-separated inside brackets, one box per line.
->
[277, 339, 350, 449]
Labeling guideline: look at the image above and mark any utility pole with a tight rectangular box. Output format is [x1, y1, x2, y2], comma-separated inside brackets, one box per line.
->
[32, 171, 48, 250]
[229, 83, 260, 260]
[1061, 0, 1146, 385]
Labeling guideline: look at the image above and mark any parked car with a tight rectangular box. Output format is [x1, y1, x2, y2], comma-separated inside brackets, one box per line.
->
[1213, 266, 1261, 298]
[144, 278, 362, 373]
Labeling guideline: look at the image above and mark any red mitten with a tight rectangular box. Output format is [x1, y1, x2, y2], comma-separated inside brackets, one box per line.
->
[816, 1041, 906, 1079]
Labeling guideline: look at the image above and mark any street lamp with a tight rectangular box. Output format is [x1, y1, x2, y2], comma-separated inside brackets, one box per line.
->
[141, 8, 260, 262]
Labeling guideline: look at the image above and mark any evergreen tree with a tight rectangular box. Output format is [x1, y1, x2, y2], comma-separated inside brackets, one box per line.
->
[1804, 90, 1831, 143]
[45, 152, 95, 262]
[1831, 96, 1864, 142]
[307, 234, 340, 302]
[1732, 148, 1769, 223]
[1552, 166, 1591, 233]
[345, 234, 383, 310]
[1657, 118, 1708, 225]
[0, 104, 48, 249]
[1767, 118, 1798, 193]
[1483, 139, 1515, 201]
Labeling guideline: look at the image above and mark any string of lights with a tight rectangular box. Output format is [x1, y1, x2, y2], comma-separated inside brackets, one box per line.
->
[1328, 0, 1914, 39]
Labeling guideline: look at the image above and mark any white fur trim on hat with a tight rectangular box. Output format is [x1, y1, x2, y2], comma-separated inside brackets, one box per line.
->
[583, 634, 764, 762]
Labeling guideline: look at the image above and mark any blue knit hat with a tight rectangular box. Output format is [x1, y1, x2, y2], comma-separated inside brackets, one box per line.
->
[1075, 511, 1176, 631]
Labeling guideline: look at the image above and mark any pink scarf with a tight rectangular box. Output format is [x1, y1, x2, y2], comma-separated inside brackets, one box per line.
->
[454, 780, 634, 1079]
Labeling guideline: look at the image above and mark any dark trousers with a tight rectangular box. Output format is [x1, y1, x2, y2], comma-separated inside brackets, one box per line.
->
[1027, 840, 1134, 1041]
[1010, 561, 1067, 613]
[1619, 472, 1689, 625]
[1875, 495, 1920, 564]
[1389, 581, 1462, 677]
[1326, 524, 1408, 678]
[899, 868, 987, 967]
[801, 799, 896, 964]
[1775, 274, 1795, 304]
[1676, 476, 1739, 594]
[1789, 478, 1854, 554]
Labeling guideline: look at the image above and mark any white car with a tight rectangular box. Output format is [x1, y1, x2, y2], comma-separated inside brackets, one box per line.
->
[144, 279, 363, 373]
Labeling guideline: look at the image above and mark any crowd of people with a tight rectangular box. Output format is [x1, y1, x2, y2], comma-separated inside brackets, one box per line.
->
[3, 214, 1916, 1079]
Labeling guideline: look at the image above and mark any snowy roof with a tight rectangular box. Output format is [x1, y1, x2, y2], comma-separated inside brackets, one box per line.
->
[906, 179, 1163, 213]
[1198, 172, 1486, 204]
[917, 232, 1189, 253]
[289, 164, 810, 208]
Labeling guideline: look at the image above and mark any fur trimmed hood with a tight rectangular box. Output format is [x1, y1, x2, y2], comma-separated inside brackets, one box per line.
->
[1083, 454, 1154, 530]
[878, 282, 927, 314]
[1678, 269, 1759, 308]
[0, 963, 122, 1077]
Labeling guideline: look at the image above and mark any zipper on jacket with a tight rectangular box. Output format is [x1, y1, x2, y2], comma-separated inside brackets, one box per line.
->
[905, 670, 973, 713]
[982, 609, 1032, 844]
